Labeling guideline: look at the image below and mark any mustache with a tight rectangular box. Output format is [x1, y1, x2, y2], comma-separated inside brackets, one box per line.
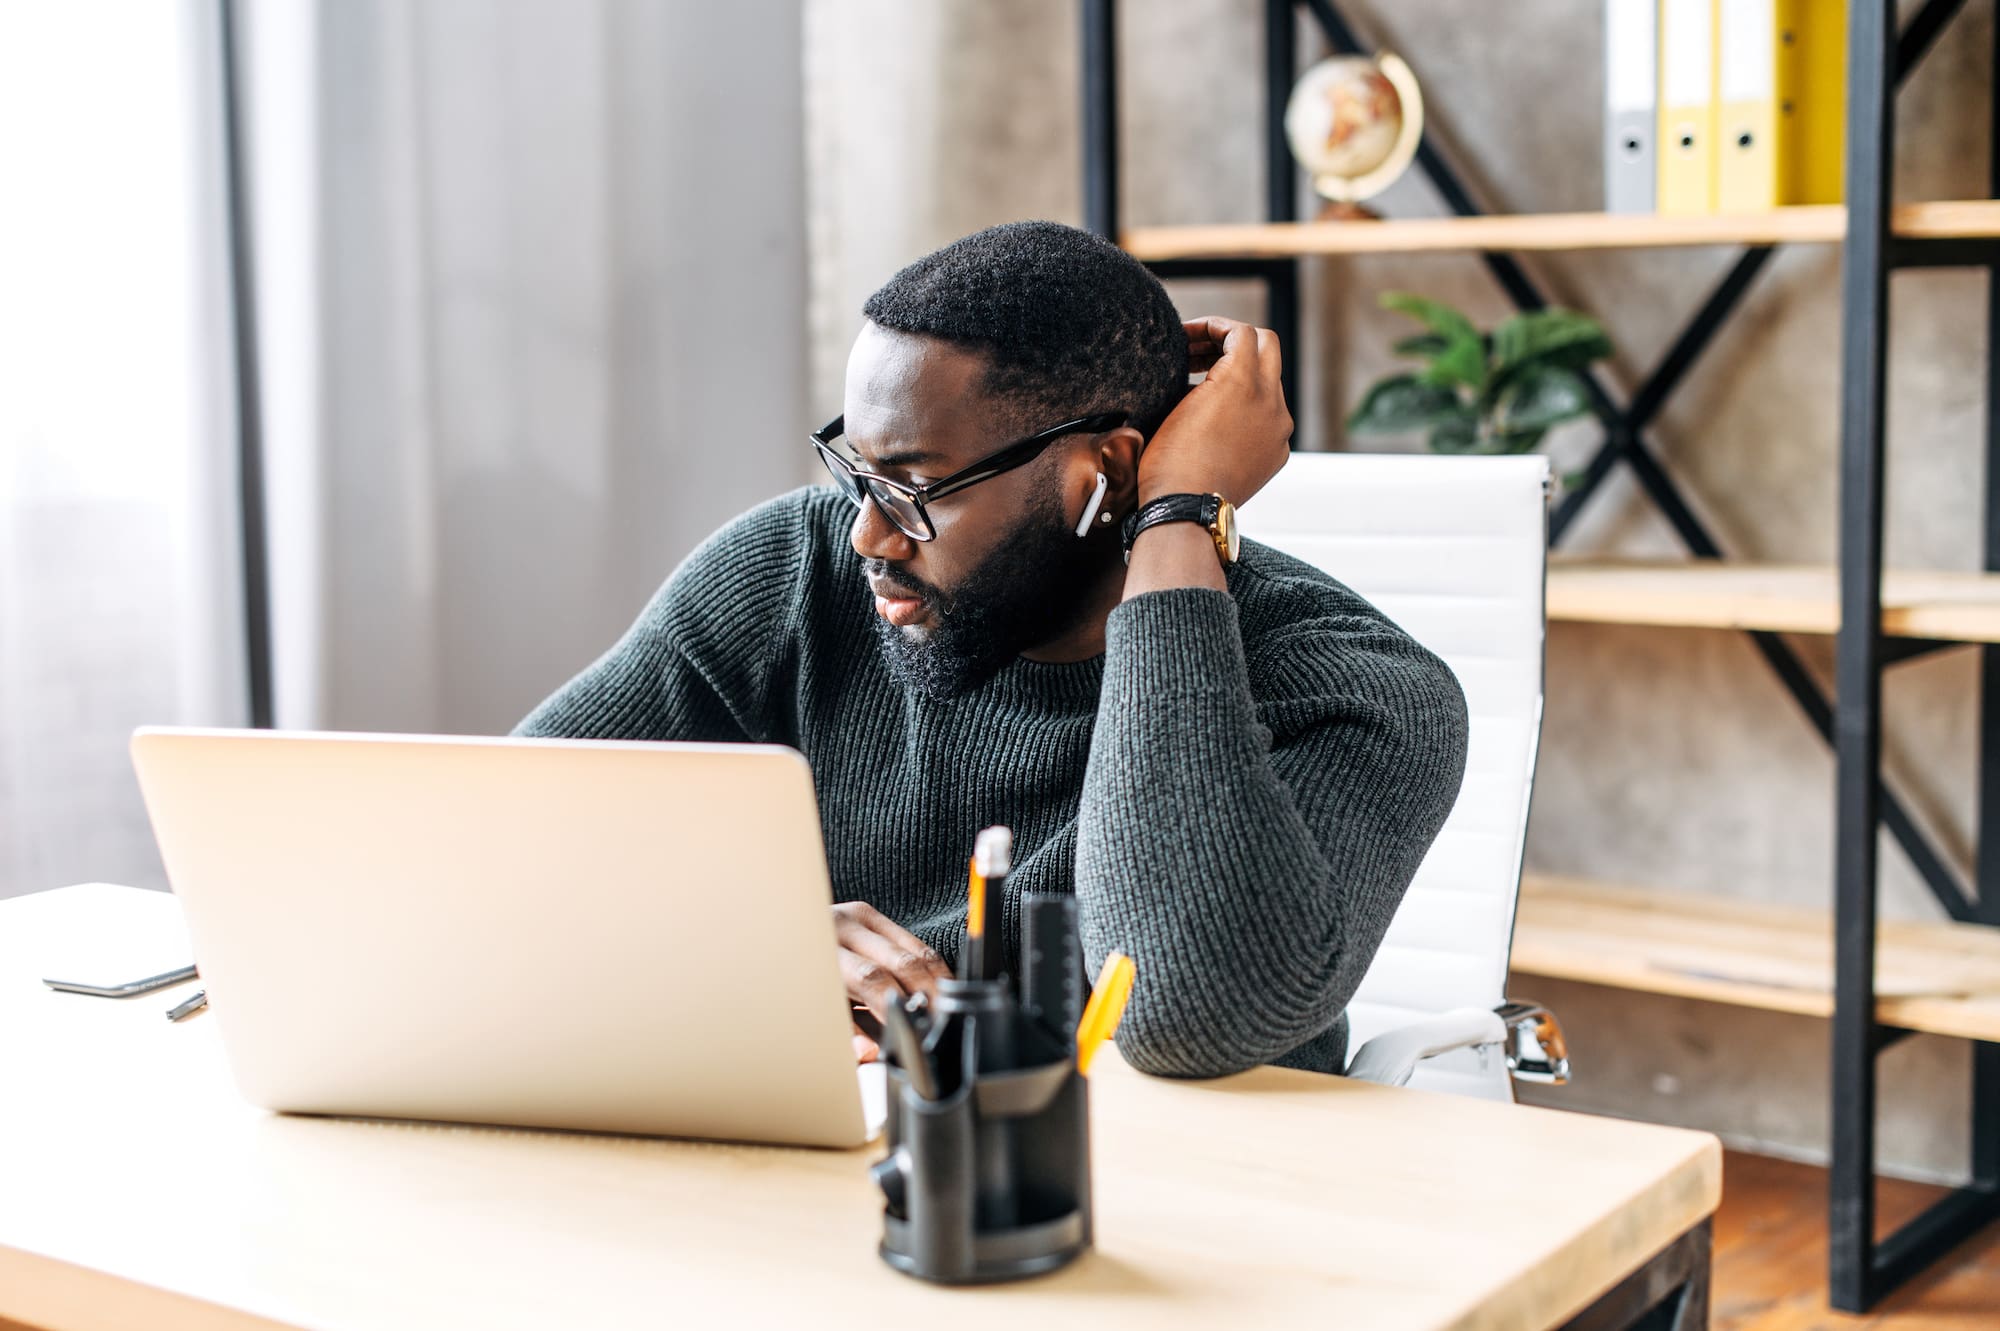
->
[863, 561, 956, 615]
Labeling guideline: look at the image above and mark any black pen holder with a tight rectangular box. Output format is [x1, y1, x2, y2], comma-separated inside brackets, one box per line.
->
[871, 982, 1092, 1284]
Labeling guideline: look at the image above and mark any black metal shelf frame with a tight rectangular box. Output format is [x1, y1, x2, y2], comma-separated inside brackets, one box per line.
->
[1080, 0, 2000, 1312]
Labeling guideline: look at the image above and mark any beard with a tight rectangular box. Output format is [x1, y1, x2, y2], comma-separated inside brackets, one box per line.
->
[867, 479, 1107, 702]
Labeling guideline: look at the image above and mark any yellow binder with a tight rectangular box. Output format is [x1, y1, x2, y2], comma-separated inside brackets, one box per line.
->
[1716, 0, 1845, 212]
[1657, 0, 1716, 214]
[1783, 0, 1846, 204]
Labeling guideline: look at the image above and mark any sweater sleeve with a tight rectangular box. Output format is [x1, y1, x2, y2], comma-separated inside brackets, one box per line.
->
[511, 492, 811, 742]
[1074, 584, 1469, 1078]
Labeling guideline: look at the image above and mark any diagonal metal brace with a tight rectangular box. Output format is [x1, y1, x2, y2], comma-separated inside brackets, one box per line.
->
[1300, 0, 1978, 924]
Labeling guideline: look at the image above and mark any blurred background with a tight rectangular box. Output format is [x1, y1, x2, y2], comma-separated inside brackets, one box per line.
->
[2, 0, 1991, 1184]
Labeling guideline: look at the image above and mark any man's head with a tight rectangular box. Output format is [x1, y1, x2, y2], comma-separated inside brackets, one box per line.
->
[835, 221, 1187, 700]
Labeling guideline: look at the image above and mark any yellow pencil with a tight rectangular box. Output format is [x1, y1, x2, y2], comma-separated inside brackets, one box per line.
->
[960, 856, 985, 980]
[966, 857, 985, 940]
[1075, 951, 1135, 1075]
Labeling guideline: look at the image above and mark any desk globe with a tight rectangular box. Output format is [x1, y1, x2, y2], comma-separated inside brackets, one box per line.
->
[1282, 53, 1424, 219]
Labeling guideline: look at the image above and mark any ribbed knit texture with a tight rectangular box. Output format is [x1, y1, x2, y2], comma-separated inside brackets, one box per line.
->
[515, 487, 1468, 1078]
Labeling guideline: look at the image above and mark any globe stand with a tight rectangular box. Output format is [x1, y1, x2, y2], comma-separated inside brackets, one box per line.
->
[1314, 200, 1382, 222]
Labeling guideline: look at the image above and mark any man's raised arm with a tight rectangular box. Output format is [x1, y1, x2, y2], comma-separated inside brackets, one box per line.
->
[1075, 317, 1470, 1078]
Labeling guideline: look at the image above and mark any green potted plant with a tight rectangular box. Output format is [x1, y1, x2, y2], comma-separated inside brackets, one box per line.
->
[1346, 292, 1612, 454]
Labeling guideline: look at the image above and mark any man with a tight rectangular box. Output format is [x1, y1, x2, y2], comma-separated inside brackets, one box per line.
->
[517, 220, 1468, 1079]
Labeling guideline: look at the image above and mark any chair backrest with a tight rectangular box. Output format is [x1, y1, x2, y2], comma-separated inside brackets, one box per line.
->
[1236, 453, 1548, 1099]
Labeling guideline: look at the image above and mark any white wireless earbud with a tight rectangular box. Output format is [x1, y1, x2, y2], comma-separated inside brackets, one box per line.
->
[1075, 472, 1110, 538]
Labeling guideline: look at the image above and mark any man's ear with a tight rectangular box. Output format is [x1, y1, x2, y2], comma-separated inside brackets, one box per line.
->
[1097, 426, 1146, 514]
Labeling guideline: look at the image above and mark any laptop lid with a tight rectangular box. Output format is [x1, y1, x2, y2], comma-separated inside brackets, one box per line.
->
[131, 727, 875, 1148]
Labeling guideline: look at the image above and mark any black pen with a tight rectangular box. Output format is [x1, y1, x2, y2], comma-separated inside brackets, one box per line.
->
[882, 994, 939, 1099]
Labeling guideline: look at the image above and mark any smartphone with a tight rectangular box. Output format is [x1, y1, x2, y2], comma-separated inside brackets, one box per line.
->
[43, 963, 199, 998]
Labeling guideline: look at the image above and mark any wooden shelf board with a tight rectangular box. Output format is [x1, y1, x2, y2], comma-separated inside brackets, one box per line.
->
[1122, 200, 2000, 260]
[1511, 874, 2000, 1043]
[1546, 558, 2000, 645]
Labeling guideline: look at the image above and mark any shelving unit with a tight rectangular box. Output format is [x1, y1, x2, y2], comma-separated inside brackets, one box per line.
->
[1123, 200, 2000, 259]
[1547, 558, 2000, 643]
[1515, 876, 2000, 1045]
[1080, 0, 2000, 1312]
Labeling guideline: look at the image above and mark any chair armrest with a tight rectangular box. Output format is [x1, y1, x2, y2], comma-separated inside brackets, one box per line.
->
[1344, 1007, 1507, 1087]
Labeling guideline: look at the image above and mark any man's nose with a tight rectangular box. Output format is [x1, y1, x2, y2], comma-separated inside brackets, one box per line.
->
[849, 495, 920, 564]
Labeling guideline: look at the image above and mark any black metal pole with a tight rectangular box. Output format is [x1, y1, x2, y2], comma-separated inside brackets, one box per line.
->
[1081, 0, 1118, 240]
[1830, 0, 1896, 1313]
[1264, 0, 1299, 422]
[217, 0, 273, 729]
[1975, 0, 2000, 1204]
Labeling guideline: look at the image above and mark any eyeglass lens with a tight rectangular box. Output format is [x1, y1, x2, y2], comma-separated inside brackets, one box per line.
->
[816, 445, 931, 541]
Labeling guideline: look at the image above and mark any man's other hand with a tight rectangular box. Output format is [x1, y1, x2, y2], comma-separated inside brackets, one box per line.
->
[833, 901, 951, 1062]
[1139, 315, 1293, 508]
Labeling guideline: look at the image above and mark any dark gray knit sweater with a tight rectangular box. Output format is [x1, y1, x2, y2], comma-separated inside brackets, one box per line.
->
[516, 486, 1468, 1078]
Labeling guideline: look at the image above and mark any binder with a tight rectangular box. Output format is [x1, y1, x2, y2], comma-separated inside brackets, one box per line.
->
[1604, 0, 1658, 213]
[1716, 0, 1845, 211]
[1783, 0, 1846, 204]
[1716, 0, 1780, 212]
[1657, 0, 1715, 214]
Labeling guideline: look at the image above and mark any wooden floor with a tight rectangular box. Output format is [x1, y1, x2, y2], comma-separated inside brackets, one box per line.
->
[1715, 1151, 2000, 1330]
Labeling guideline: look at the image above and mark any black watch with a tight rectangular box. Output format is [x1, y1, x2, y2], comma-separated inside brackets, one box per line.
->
[1120, 492, 1241, 566]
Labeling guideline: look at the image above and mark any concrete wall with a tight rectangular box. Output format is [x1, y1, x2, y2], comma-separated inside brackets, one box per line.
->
[806, 0, 1994, 1182]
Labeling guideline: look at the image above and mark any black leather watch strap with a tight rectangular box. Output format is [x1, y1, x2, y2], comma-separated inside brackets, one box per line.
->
[1120, 493, 1218, 558]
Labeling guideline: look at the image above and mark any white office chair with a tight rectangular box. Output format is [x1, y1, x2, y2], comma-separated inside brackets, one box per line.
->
[1237, 452, 1566, 1102]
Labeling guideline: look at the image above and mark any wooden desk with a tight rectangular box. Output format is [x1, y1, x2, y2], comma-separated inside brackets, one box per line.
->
[0, 885, 1720, 1331]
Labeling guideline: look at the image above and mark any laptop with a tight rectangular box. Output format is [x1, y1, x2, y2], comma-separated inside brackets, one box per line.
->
[130, 727, 885, 1148]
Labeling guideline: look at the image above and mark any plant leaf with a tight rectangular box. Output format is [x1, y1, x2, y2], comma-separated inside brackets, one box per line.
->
[1392, 332, 1452, 359]
[1491, 308, 1613, 372]
[1494, 427, 1549, 455]
[1381, 292, 1489, 391]
[1346, 374, 1464, 435]
[1380, 291, 1480, 344]
[1491, 364, 1590, 435]
[1426, 410, 1484, 454]
[1418, 337, 1489, 392]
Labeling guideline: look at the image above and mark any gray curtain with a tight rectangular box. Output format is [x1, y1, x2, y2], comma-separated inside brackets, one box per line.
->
[254, 0, 812, 734]
[0, 0, 247, 898]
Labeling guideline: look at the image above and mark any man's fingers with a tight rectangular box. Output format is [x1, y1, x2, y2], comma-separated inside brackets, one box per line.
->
[1253, 326, 1282, 383]
[838, 945, 909, 1018]
[1183, 315, 1244, 347]
[853, 1029, 880, 1063]
[1184, 315, 1266, 378]
[833, 902, 952, 999]
[1184, 315, 1235, 372]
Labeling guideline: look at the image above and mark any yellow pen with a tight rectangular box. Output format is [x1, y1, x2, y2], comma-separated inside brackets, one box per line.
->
[1075, 951, 1135, 1075]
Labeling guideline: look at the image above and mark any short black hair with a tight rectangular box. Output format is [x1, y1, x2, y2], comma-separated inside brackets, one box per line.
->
[861, 220, 1187, 437]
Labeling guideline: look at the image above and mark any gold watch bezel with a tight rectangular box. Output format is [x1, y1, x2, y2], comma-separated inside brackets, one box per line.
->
[1210, 495, 1240, 564]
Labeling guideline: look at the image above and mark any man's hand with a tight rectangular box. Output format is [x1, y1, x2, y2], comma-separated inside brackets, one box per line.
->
[833, 901, 951, 1062]
[1138, 315, 1293, 507]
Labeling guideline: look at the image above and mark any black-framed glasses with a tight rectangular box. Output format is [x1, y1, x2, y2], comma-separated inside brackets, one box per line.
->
[810, 412, 1127, 542]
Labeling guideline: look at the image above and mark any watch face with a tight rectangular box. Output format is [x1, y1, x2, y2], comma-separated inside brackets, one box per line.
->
[1215, 497, 1240, 562]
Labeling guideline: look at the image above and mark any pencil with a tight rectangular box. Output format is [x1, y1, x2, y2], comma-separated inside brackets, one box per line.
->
[971, 826, 1011, 981]
[962, 856, 985, 981]
[1075, 952, 1135, 1075]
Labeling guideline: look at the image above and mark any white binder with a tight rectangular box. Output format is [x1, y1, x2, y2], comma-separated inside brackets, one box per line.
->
[1658, 0, 1718, 214]
[1604, 0, 1659, 213]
